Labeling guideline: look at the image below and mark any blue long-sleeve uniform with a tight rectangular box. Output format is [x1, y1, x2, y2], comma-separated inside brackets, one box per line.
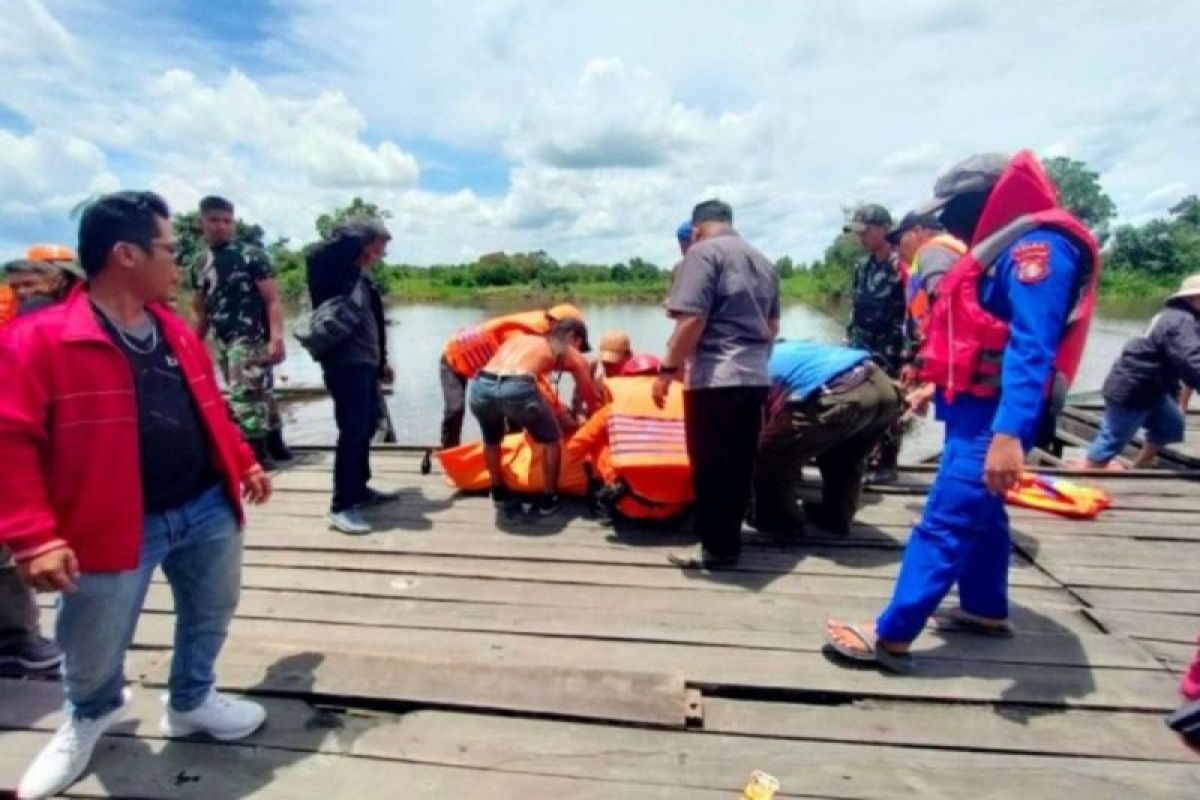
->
[876, 230, 1082, 643]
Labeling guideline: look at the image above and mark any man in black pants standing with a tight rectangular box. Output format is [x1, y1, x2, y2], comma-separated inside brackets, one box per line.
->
[654, 199, 780, 570]
[305, 218, 399, 534]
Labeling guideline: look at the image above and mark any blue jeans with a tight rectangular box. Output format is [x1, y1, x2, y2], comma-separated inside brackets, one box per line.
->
[468, 372, 561, 445]
[1085, 393, 1185, 464]
[56, 484, 242, 719]
[876, 396, 1010, 643]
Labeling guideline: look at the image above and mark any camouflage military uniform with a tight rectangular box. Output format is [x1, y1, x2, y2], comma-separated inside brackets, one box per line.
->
[847, 251, 907, 473]
[191, 242, 280, 442]
[847, 252, 906, 375]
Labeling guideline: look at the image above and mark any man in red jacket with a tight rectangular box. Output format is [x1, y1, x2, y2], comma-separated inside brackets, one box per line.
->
[0, 191, 273, 800]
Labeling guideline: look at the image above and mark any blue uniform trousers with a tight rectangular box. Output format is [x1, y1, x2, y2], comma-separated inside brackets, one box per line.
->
[875, 396, 1011, 643]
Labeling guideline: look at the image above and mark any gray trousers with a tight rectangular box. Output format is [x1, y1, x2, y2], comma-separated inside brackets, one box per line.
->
[0, 545, 41, 647]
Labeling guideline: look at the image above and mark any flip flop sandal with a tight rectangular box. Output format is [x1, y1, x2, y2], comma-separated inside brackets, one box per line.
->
[1166, 698, 1200, 738]
[825, 621, 915, 675]
[932, 609, 1015, 638]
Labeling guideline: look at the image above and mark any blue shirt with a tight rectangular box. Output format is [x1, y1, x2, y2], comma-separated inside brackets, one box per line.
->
[769, 340, 870, 403]
[936, 229, 1083, 443]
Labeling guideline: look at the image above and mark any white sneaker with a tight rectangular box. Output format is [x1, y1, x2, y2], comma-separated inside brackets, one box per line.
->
[326, 509, 371, 534]
[161, 690, 266, 741]
[18, 687, 131, 800]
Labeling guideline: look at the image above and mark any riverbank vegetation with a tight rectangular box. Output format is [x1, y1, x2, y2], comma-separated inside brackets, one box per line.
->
[173, 159, 1200, 308]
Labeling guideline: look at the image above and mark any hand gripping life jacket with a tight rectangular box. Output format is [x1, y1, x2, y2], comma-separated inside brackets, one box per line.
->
[917, 151, 1101, 401]
[442, 309, 557, 378]
[437, 431, 589, 495]
[605, 376, 693, 519]
[906, 234, 966, 346]
[1005, 472, 1112, 519]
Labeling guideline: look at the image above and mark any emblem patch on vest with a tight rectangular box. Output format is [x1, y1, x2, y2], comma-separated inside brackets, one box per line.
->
[1012, 242, 1051, 284]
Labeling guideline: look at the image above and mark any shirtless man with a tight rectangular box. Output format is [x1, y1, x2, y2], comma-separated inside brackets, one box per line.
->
[468, 318, 601, 515]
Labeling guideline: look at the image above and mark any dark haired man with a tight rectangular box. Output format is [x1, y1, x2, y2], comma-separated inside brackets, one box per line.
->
[0, 191, 272, 799]
[657, 199, 780, 570]
[305, 217, 399, 534]
[469, 318, 601, 516]
[190, 195, 290, 468]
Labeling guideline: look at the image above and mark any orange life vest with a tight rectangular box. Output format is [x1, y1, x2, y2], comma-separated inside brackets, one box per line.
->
[0, 284, 16, 327]
[605, 376, 693, 519]
[1005, 472, 1112, 519]
[442, 310, 557, 378]
[436, 432, 589, 496]
[906, 234, 966, 345]
[917, 151, 1101, 401]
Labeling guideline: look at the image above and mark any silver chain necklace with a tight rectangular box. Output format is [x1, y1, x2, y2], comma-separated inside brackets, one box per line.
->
[94, 303, 158, 355]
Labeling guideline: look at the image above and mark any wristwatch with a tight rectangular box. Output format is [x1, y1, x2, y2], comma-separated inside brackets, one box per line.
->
[659, 364, 679, 375]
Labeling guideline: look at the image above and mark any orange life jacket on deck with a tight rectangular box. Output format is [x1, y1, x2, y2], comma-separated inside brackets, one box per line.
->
[0, 285, 16, 327]
[917, 151, 1102, 402]
[1005, 472, 1112, 519]
[436, 432, 589, 496]
[605, 376, 693, 519]
[442, 310, 557, 378]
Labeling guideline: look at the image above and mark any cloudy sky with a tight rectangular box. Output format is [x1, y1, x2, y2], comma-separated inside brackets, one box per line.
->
[1, 0, 1196, 266]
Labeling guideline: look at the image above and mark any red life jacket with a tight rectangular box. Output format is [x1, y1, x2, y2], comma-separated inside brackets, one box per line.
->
[917, 151, 1101, 401]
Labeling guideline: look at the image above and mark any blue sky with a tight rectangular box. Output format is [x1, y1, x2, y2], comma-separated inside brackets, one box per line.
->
[2, 0, 1198, 265]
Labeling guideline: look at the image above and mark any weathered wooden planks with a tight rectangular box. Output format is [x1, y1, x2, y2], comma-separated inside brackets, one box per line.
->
[7, 684, 1194, 800]
[0, 732, 731, 800]
[702, 696, 1188, 762]
[100, 612, 1177, 711]
[112, 582, 1152, 669]
[5, 450, 1197, 800]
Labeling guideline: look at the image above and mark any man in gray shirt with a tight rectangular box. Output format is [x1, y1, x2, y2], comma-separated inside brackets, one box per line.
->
[654, 199, 780, 569]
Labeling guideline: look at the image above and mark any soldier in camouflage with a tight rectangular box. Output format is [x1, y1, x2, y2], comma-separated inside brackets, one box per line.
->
[190, 195, 291, 468]
[844, 204, 906, 483]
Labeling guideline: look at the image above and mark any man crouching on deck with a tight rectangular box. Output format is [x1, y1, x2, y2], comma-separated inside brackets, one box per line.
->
[469, 317, 601, 516]
[825, 152, 1101, 673]
[0, 192, 272, 799]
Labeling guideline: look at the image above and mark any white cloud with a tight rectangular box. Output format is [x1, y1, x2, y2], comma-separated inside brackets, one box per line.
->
[508, 58, 716, 171]
[0, 0, 83, 66]
[139, 70, 419, 190]
[0, 128, 117, 215]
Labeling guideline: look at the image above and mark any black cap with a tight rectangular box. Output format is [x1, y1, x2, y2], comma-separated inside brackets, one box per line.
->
[843, 203, 892, 233]
[914, 152, 1009, 216]
[552, 317, 591, 353]
[885, 211, 944, 245]
[692, 198, 733, 225]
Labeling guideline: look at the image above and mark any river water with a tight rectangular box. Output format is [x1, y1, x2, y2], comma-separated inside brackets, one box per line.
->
[275, 299, 1152, 462]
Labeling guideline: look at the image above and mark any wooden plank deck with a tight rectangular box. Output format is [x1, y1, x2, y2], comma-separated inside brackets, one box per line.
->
[2, 448, 1198, 798]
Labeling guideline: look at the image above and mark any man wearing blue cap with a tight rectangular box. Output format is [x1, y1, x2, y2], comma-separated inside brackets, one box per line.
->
[676, 221, 693, 256]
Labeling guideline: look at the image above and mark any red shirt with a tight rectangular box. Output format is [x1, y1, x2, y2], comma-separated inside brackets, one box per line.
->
[0, 288, 257, 571]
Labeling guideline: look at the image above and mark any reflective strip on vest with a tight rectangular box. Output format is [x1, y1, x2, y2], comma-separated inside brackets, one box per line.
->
[609, 414, 688, 462]
[449, 325, 498, 375]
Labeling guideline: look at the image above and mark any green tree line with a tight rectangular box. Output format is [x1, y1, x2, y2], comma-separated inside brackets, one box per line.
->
[173, 157, 1199, 306]
[174, 197, 670, 302]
